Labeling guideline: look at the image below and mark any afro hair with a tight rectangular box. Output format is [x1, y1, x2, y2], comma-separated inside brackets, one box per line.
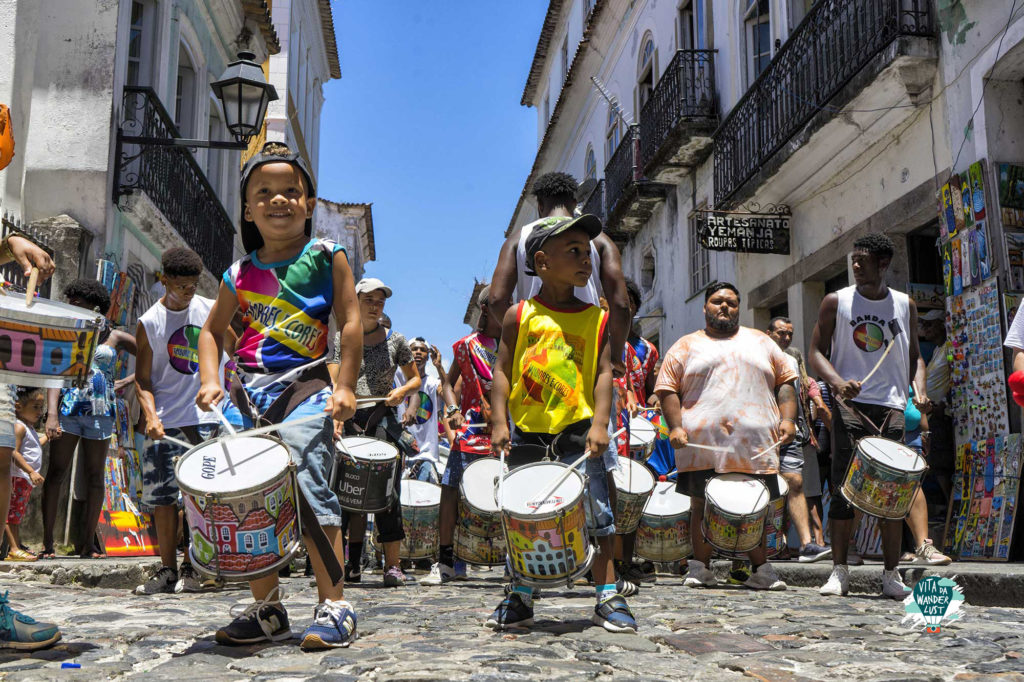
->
[161, 247, 204, 278]
[624, 278, 642, 309]
[63, 278, 111, 315]
[852, 233, 895, 261]
[532, 172, 578, 200]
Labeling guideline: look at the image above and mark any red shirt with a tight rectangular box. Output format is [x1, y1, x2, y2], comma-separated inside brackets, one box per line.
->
[452, 332, 498, 456]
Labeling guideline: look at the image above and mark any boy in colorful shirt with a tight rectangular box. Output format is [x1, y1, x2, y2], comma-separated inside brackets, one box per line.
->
[197, 142, 362, 650]
[488, 215, 637, 633]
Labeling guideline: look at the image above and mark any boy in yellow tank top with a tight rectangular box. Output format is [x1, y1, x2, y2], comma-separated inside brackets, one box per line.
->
[488, 215, 637, 634]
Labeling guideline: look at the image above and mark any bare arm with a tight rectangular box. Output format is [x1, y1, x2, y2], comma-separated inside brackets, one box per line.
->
[445, 356, 465, 428]
[196, 283, 238, 411]
[330, 251, 362, 423]
[487, 232, 521, 331]
[587, 326, 613, 458]
[45, 389, 61, 440]
[596, 235, 629, 377]
[109, 329, 137, 356]
[133, 323, 163, 439]
[387, 361, 422, 407]
[776, 383, 798, 444]
[489, 305, 520, 454]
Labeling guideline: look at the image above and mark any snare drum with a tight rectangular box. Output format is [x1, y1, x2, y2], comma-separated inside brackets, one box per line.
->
[501, 461, 595, 587]
[395, 480, 441, 559]
[176, 435, 302, 581]
[333, 436, 400, 513]
[628, 416, 658, 460]
[635, 481, 692, 562]
[765, 474, 790, 558]
[454, 457, 507, 565]
[612, 458, 655, 534]
[841, 436, 925, 519]
[702, 473, 771, 555]
[0, 291, 103, 388]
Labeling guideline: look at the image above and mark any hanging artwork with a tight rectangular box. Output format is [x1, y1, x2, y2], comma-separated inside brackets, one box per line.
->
[1007, 232, 1024, 292]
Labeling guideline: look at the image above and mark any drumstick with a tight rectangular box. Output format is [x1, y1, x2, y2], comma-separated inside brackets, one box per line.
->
[24, 267, 38, 307]
[528, 450, 591, 515]
[336, 436, 354, 461]
[861, 340, 896, 385]
[355, 395, 390, 405]
[685, 443, 734, 454]
[750, 437, 785, 460]
[235, 413, 326, 440]
[211, 404, 237, 436]
[157, 434, 195, 450]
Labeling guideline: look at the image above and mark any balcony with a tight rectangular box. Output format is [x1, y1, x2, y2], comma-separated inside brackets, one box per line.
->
[714, 0, 935, 207]
[581, 179, 605, 224]
[603, 126, 670, 242]
[639, 49, 718, 183]
[114, 87, 236, 276]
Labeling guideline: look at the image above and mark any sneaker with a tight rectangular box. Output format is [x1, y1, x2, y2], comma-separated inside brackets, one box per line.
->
[592, 595, 637, 633]
[300, 599, 357, 650]
[420, 562, 456, 585]
[913, 541, 952, 566]
[345, 563, 361, 584]
[744, 563, 787, 591]
[0, 591, 61, 650]
[899, 551, 916, 564]
[5, 548, 37, 562]
[683, 560, 718, 588]
[798, 543, 832, 563]
[215, 589, 291, 645]
[382, 565, 407, 587]
[453, 559, 468, 580]
[820, 564, 850, 596]
[882, 569, 911, 600]
[135, 566, 177, 595]
[728, 562, 751, 585]
[503, 583, 541, 598]
[615, 576, 639, 597]
[174, 564, 203, 593]
[485, 592, 534, 630]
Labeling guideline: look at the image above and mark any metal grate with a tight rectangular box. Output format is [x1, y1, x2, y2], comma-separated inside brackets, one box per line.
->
[0, 208, 54, 298]
[604, 125, 641, 217]
[639, 49, 717, 169]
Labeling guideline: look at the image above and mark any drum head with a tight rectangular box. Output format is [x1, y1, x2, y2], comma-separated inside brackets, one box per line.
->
[0, 291, 102, 327]
[705, 473, 770, 515]
[462, 457, 504, 512]
[644, 481, 690, 516]
[402, 480, 441, 507]
[775, 473, 789, 498]
[612, 458, 655, 494]
[859, 437, 926, 473]
[177, 436, 290, 494]
[338, 436, 399, 462]
[502, 462, 584, 514]
[628, 417, 657, 447]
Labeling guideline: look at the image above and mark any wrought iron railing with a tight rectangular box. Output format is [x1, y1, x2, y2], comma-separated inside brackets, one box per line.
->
[0, 208, 54, 298]
[581, 179, 606, 223]
[114, 86, 236, 276]
[639, 49, 716, 168]
[713, 0, 932, 205]
[605, 125, 641, 216]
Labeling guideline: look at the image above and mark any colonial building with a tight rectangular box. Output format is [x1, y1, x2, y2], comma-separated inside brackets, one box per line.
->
[313, 199, 376, 282]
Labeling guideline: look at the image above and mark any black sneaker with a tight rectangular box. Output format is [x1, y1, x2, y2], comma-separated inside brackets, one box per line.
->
[345, 563, 361, 584]
[215, 596, 291, 645]
[485, 592, 534, 630]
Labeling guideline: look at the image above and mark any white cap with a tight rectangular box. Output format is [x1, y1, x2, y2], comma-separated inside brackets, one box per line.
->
[355, 277, 392, 298]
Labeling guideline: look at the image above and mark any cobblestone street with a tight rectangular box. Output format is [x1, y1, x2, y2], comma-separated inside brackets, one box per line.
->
[2, 564, 1023, 681]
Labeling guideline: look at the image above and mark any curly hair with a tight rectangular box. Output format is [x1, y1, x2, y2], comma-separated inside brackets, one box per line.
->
[852, 233, 895, 261]
[532, 172, 578, 201]
[15, 386, 45, 403]
[63, 278, 111, 315]
[624, 278, 642, 309]
[161, 247, 203, 278]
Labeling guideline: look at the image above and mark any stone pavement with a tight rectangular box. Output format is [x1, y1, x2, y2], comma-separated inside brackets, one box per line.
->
[2, 565, 1023, 681]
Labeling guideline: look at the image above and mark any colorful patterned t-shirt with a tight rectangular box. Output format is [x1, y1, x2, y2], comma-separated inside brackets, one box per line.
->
[223, 239, 345, 373]
[452, 331, 498, 456]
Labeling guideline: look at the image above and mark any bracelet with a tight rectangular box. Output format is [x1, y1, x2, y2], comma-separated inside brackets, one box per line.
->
[445, 405, 458, 416]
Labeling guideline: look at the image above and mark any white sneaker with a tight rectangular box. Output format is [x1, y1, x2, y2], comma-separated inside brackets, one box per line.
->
[882, 569, 911, 600]
[683, 560, 718, 588]
[820, 564, 850, 596]
[744, 563, 786, 591]
[174, 564, 203, 593]
[913, 541, 952, 566]
[135, 566, 177, 595]
[420, 562, 455, 586]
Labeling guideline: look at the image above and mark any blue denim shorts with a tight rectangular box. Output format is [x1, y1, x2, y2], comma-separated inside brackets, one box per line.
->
[142, 424, 219, 507]
[60, 413, 114, 440]
[441, 446, 488, 489]
[0, 385, 15, 449]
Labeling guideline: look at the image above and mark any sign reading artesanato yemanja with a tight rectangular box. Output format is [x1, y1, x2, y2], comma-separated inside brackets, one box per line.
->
[696, 207, 792, 255]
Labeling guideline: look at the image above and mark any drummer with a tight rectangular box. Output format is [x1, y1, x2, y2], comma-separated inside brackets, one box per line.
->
[654, 282, 797, 591]
[197, 141, 362, 649]
[0, 232, 62, 650]
[808, 233, 928, 599]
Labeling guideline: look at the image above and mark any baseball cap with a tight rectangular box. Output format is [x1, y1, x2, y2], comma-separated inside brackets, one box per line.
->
[920, 309, 945, 321]
[355, 277, 392, 298]
[239, 143, 317, 254]
[524, 214, 603, 276]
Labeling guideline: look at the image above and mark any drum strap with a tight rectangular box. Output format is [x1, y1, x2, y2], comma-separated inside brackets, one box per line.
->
[837, 396, 890, 437]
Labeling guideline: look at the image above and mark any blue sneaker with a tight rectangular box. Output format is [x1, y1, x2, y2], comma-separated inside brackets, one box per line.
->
[0, 591, 61, 650]
[592, 594, 637, 633]
[300, 599, 357, 650]
[485, 592, 534, 630]
[453, 559, 468, 580]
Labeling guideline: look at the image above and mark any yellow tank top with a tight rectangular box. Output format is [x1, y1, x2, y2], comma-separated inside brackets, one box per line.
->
[509, 297, 607, 434]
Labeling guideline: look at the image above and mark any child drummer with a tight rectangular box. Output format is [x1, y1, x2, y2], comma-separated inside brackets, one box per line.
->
[488, 215, 636, 633]
[196, 141, 362, 649]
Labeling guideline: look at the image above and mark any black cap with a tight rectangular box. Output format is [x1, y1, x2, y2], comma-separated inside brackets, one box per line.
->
[524, 214, 603, 276]
[239, 144, 317, 254]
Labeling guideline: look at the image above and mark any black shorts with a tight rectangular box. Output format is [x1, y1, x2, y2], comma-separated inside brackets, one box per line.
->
[676, 469, 782, 500]
[829, 400, 905, 521]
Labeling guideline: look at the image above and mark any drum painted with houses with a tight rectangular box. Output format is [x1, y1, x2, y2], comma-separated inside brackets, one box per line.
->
[333, 436, 400, 513]
[454, 457, 507, 565]
[702, 474, 771, 555]
[841, 436, 926, 519]
[635, 481, 692, 562]
[612, 457, 656, 534]
[0, 290, 103, 388]
[374, 480, 440, 559]
[176, 435, 301, 581]
[765, 474, 790, 558]
[500, 461, 594, 588]
[628, 416, 658, 460]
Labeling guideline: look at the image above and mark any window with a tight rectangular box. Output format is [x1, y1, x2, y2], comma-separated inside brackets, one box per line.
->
[175, 44, 197, 136]
[243, 535, 254, 551]
[641, 250, 656, 291]
[207, 104, 225, 196]
[584, 146, 597, 181]
[789, 0, 815, 30]
[605, 107, 621, 159]
[258, 531, 269, 548]
[583, 0, 595, 20]
[126, 0, 156, 87]
[637, 35, 655, 111]
[679, 1, 709, 50]
[561, 35, 569, 86]
[745, 0, 772, 84]
[689, 208, 711, 294]
[220, 527, 230, 542]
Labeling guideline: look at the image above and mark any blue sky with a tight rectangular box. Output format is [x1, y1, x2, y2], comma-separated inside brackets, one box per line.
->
[317, 2, 546, 359]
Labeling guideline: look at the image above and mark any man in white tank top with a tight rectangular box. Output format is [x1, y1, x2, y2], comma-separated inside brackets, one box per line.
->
[134, 248, 235, 596]
[809, 233, 928, 600]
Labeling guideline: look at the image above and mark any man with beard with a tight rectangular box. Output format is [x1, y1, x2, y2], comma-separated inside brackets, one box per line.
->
[655, 283, 798, 590]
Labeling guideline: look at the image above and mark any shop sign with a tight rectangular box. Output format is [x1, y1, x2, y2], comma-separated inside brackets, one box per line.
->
[696, 204, 792, 255]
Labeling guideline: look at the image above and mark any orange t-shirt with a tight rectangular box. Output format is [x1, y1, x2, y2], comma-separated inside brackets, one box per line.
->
[654, 327, 798, 475]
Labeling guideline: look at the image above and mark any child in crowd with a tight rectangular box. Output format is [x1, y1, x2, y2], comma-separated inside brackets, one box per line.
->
[4, 387, 47, 562]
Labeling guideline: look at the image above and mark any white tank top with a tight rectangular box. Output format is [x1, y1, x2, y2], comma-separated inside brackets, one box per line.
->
[12, 419, 42, 482]
[831, 285, 911, 410]
[513, 218, 603, 306]
[138, 296, 221, 428]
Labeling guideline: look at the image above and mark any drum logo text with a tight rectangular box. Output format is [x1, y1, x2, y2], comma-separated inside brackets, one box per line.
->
[201, 455, 217, 480]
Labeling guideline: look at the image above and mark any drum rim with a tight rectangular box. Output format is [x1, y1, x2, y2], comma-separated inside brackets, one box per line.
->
[175, 433, 293, 498]
[337, 435, 400, 461]
[500, 460, 586, 518]
[704, 473, 771, 514]
[460, 457, 506, 511]
[854, 436, 926, 473]
[0, 293, 106, 326]
[613, 458, 657, 495]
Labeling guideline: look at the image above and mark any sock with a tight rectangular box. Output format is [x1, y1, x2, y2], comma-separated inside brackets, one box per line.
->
[439, 545, 454, 567]
[348, 542, 363, 568]
[512, 585, 534, 606]
[596, 583, 617, 602]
